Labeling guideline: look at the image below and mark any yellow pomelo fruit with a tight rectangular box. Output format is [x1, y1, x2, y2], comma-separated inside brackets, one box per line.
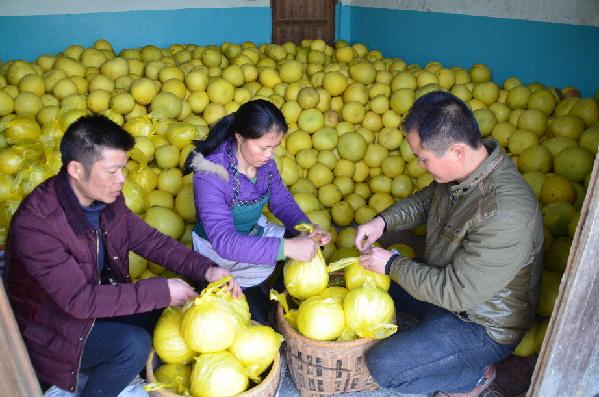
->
[389, 88, 415, 116]
[336, 227, 356, 249]
[352, 161, 370, 183]
[554, 97, 580, 117]
[357, 126, 375, 144]
[416, 173, 434, 190]
[206, 78, 235, 105]
[362, 111, 383, 133]
[335, 46, 354, 64]
[474, 108, 497, 137]
[145, 205, 185, 240]
[378, 127, 403, 151]
[318, 183, 342, 207]
[285, 129, 312, 155]
[158, 168, 184, 195]
[554, 146, 594, 182]
[514, 323, 538, 357]
[298, 108, 324, 133]
[470, 64, 491, 83]
[295, 149, 318, 169]
[391, 71, 417, 91]
[391, 175, 414, 199]
[491, 122, 516, 148]
[381, 155, 406, 178]
[334, 159, 355, 178]
[572, 184, 586, 210]
[291, 177, 317, 196]
[517, 109, 547, 137]
[317, 150, 338, 169]
[548, 115, 585, 140]
[508, 129, 539, 155]
[341, 101, 366, 124]
[312, 126, 338, 151]
[542, 202, 576, 237]
[174, 184, 196, 223]
[472, 82, 499, 106]
[354, 206, 377, 224]
[506, 85, 531, 109]
[450, 84, 472, 103]
[540, 175, 575, 205]
[534, 318, 549, 354]
[369, 192, 394, 212]
[307, 209, 331, 232]
[353, 183, 371, 199]
[370, 95, 390, 115]
[331, 201, 355, 227]
[279, 60, 304, 83]
[387, 243, 416, 259]
[276, 156, 299, 186]
[488, 102, 511, 123]
[537, 271, 561, 317]
[363, 143, 389, 168]
[294, 192, 322, 213]
[518, 145, 552, 173]
[346, 193, 366, 210]
[322, 71, 348, 97]
[324, 109, 340, 127]
[337, 132, 367, 161]
[528, 89, 557, 115]
[406, 157, 427, 178]
[579, 124, 599, 154]
[148, 189, 174, 209]
[308, 163, 334, 188]
[343, 83, 369, 105]
[522, 171, 546, 199]
[328, 246, 360, 263]
[544, 236, 572, 273]
[349, 62, 376, 85]
[296, 87, 320, 109]
[568, 211, 581, 237]
[541, 136, 577, 158]
[369, 175, 392, 194]
[568, 98, 599, 127]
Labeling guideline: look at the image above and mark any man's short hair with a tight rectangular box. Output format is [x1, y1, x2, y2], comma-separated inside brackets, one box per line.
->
[60, 115, 134, 176]
[403, 91, 481, 156]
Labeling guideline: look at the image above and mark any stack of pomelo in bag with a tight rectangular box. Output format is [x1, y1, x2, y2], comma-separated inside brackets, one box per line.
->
[0, 38, 597, 354]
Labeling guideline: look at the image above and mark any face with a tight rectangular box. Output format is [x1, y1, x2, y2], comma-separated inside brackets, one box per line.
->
[68, 149, 128, 206]
[406, 130, 462, 183]
[235, 127, 284, 168]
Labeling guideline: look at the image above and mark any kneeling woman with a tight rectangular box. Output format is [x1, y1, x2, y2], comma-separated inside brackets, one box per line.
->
[185, 99, 330, 322]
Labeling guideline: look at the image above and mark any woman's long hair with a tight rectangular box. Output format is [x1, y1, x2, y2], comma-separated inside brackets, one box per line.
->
[184, 99, 287, 173]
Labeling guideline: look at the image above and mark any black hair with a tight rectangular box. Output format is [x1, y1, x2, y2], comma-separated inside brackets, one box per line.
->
[184, 99, 287, 173]
[402, 91, 481, 156]
[60, 114, 134, 176]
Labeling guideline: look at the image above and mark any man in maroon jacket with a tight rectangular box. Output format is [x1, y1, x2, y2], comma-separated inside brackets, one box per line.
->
[4, 115, 241, 396]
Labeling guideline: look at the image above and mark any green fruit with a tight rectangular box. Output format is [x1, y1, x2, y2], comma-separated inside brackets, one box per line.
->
[554, 146, 594, 182]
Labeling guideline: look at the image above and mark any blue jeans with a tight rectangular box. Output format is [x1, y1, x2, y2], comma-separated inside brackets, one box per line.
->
[78, 311, 160, 397]
[366, 284, 516, 394]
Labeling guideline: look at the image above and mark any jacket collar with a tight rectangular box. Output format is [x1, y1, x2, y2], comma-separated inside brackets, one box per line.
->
[54, 169, 117, 235]
[449, 139, 505, 199]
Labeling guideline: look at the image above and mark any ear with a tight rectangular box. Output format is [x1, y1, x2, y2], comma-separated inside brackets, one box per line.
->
[66, 161, 85, 181]
[449, 143, 466, 161]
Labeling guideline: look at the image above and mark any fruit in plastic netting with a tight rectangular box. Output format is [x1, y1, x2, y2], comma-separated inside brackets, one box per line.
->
[548, 115, 585, 140]
[542, 202, 576, 237]
[337, 132, 368, 161]
[554, 146, 594, 183]
[145, 205, 185, 240]
[541, 136, 577, 158]
[568, 98, 599, 127]
[517, 145, 552, 173]
[537, 271, 562, 317]
[297, 296, 345, 340]
[522, 171, 546, 199]
[579, 124, 599, 154]
[153, 307, 195, 364]
[544, 236, 572, 273]
[189, 351, 249, 397]
[508, 129, 539, 155]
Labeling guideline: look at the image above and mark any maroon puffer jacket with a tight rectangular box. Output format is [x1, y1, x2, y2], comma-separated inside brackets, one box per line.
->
[4, 171, 214, 391]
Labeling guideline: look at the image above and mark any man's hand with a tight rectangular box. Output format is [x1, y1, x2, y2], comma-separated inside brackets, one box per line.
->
[308, 224, 332, 246]
[167, 278, 199, 306]
[285, 236, 319, 262]
[355, 216, 385, 252]
[205, 266, 242, 298]
[359, 247, 392, 275]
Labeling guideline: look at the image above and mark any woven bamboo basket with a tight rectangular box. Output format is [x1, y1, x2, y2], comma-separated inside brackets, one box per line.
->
[275, 297, 381, 397]
[145, 345, 281, 397]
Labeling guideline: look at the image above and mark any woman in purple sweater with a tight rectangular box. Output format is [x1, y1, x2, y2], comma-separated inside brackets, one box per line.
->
[185, 99, 330, 322]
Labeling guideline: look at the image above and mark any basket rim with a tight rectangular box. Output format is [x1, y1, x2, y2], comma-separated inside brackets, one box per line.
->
[275, 295, 377, 349]
[146, 344, 281, 397]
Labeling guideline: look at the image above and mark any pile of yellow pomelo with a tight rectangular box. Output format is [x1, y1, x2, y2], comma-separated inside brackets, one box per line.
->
[0, 38, 598, 357]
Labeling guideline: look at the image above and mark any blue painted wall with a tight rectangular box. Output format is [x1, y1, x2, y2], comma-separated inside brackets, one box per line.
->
[342, 6, 599, 97]
[0, 7, 271, 62]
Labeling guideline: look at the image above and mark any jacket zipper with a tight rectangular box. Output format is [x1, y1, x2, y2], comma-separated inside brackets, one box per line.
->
[73, 229, 101, 392]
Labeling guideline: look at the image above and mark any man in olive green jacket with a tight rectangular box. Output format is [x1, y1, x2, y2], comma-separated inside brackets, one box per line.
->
[356, 91, 543, 397]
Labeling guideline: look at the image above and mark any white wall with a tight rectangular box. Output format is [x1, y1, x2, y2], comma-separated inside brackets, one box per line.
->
[0, 0, 269, 16]
[341, 0, 599, 27]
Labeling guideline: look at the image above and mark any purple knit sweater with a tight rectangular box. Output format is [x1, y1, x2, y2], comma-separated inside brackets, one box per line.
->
[190, 139, 308, 265]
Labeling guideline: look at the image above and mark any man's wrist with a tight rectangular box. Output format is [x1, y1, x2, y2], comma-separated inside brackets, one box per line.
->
[384, 253, 399, 275]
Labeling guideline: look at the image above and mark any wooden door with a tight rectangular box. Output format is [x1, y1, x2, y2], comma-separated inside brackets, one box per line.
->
[271, 0, 336, 44]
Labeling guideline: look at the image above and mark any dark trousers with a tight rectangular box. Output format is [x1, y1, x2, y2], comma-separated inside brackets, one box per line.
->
[365, 284, 516, 394]
[78, 310, 160, 397]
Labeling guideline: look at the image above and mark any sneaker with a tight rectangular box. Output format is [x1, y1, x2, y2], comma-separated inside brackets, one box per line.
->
[117, 375, 148, 397]
[434, 365, 496, 397]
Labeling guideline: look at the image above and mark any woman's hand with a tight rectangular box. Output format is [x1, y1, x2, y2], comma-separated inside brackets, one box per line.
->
[285, 236, 319, 262]
[204, 266, 243, 298]
[308, 224, 332, 246]
[355, 216, 385, 252]
[359, 247, 392, 275]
